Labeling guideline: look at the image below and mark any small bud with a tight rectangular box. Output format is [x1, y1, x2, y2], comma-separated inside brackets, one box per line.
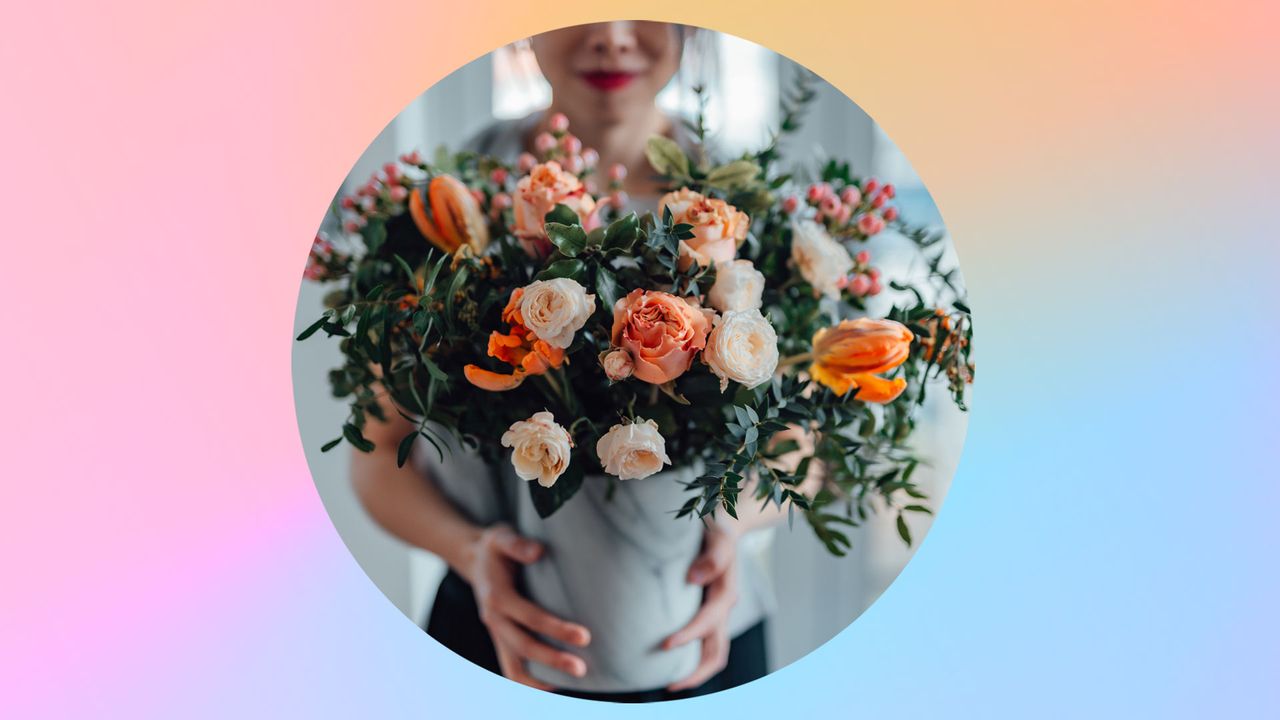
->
[549, 112, 570, 134]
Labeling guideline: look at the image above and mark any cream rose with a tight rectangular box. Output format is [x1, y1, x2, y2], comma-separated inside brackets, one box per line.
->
[707, 259, 764, 313]
[790, 219, 854, 299]
[702, 309, 779, 392]
[595, 418, 671, 480]
[500, 411, 573, 488]
[659, 187, 749, 270]
[600, 348, 634, 382]
[518, 278, 596, 349]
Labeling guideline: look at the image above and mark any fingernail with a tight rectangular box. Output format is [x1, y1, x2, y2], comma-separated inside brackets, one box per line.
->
[689, 569, 706, 583]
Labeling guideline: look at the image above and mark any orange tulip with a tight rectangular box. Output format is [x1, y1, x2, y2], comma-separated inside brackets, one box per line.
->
[409, 174, 490, 254]
[464, 288, 565, 392]
[810, 318, 913, 403]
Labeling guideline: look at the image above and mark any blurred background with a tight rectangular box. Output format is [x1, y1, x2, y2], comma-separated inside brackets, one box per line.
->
[292, 27, 967, 672]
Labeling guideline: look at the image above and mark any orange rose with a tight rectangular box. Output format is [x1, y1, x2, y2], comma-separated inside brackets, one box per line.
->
[409, 174, 490, 254]
[610, 289, 715, 385]
[659, 188, 749, 270]
[809, 318, 913, 403]
[463, 288, 565, 391]
[512, 161, 597, 258]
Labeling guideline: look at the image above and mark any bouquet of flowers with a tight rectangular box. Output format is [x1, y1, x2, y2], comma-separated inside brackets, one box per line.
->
[300, 88, 973, 556]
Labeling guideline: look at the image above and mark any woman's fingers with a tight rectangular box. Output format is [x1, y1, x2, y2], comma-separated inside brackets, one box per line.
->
[491, 616, 588, 678]
[661, 574, 738, 650]
[505, 593, 592, 647]
[687, 527, 734, 585]
[495, 644, 555, 691]
[486, 525, 544, 564]
[666, 630, 729, 691]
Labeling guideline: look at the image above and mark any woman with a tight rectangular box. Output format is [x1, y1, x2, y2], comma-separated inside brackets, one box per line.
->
[353, 22, 787, 702]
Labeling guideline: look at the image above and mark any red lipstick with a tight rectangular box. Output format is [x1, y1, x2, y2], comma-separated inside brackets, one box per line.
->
[580, 71, 636, 92]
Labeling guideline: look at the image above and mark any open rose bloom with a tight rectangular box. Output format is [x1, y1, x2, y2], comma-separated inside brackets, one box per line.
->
[301, 113, 972, 546]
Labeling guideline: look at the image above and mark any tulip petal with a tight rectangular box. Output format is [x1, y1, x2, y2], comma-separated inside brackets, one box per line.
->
[429, 176, 470, 250]
[409, 187, 458, 253]
[809, 362, 857, 395]
[850, 373, 908, 404]
[463, 365, 525, 391]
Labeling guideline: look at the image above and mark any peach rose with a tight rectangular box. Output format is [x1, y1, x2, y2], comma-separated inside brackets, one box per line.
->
[659, 187, 749, 270]
[702, 309, 779, 392]
[600, 348, 635, 382]
[610, 289, 715, 385]
[513, 161, 597, 257]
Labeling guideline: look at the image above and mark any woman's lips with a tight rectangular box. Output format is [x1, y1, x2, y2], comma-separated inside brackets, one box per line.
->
[580, 71, 637, 92]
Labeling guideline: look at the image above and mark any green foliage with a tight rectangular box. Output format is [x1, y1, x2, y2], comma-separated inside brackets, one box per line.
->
[297, 109, 973, 554]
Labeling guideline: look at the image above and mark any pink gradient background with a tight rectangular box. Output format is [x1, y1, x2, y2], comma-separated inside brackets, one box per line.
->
[3, 1, 1278, 717]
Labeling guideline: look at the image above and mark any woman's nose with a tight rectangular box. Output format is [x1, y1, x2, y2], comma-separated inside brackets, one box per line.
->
[587, 21, 638, 55]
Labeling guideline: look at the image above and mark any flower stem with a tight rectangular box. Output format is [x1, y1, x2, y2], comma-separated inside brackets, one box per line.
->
[777, 351, 814, 369]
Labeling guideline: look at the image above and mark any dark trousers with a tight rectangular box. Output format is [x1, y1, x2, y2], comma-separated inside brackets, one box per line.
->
[425, 569, 767, 702]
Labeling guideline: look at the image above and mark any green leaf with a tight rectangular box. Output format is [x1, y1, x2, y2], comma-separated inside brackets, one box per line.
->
[393, 254, 417, 287]
[342, 423, 375, 453]
[705, 159, 760, 189]
[603, 212, 640, 251]
[320, 437, 342, 452]
[528, 461, 585, 518]
[364, 218, 387, 253]
[594, 264, 621, 310]
[904, 504, 933, 514]
[536, 259, 586, 282]
[544, 203, 580, 227]
[644, 136, 690, 178]
[396, 430, 417, 468]
[365, 282, 385, 301]
[295, 315, 328, 341]
[896, 514, 913, 546]
[585, 226, 606, 250]
[546, 222, 588, 257]
[444, 264, 469, 325]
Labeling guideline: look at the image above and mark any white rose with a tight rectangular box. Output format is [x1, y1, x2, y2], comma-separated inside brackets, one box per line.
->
[702, 309, 779, 392]
[500, 411, 573, 487]
[600, 348, 634, 382]
[790, 219, 853, 299]
[519, 278, 596, 349]
[707, 259, 764, 313]
[595, 418, 671, 480]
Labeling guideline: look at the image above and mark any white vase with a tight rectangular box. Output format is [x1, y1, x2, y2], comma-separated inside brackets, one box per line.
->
[508, 465, 705, 693]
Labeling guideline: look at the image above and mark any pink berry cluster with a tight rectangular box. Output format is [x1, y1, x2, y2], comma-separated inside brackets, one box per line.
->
[835, 249, 883, 298]
[518, 112, 599, 177]
[303, 234, 349, 281]
[517, 112, 627, 208]
[783, 177, 899, 238]
[338, 156, 423, 234]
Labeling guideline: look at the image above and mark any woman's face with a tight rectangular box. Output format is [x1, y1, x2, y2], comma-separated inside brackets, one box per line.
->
[531, 22, 682, 124]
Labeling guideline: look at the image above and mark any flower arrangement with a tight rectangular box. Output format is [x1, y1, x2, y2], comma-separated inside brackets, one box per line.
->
[299, 83, 973, 555]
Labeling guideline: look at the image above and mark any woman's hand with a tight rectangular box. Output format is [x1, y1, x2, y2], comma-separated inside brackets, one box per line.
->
[461, 524, 592, 689]
[661, 521, 741, 691]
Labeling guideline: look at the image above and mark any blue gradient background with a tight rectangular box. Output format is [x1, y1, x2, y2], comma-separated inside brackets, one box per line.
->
[3, 0, 1277, 717]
